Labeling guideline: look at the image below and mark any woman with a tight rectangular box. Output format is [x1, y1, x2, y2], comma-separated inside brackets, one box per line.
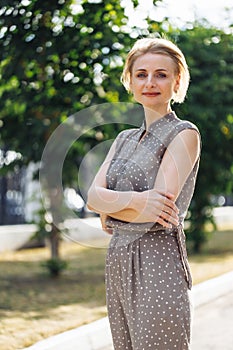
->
[87, 37, 201, 350]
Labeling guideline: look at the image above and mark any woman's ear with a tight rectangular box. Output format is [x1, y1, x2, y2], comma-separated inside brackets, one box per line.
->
[174, 74, 181, 93]
[129, 80, 133, 94]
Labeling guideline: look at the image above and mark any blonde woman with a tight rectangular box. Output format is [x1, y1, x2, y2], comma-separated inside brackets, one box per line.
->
[87, 37, 201, 350]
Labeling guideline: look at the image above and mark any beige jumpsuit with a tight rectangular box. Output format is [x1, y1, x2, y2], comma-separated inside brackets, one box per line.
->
[105, 112, 201, 350]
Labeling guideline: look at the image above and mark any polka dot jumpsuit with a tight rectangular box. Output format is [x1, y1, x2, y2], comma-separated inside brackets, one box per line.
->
[105, 112, 201, 350]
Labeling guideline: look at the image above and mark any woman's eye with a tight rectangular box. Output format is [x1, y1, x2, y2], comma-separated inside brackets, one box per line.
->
[157, 73, 166, 78]
[137, 73, 147, 78]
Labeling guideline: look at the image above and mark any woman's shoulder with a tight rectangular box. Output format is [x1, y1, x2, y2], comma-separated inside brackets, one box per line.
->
[116, 127, 140, 140]
[163, 115, 201, 148]
[175, 117, 200, 135]
[112, 127, 141, 154]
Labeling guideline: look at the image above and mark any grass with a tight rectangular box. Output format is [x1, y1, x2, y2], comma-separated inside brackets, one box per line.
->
[190, 229, 233, 284]
[0, 242, 107, 350]
[0, 230, 233, 350]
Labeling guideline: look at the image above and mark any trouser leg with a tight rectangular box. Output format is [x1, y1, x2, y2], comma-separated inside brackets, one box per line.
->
[106, 248, 133, 350]
[105, 233, 192, 350]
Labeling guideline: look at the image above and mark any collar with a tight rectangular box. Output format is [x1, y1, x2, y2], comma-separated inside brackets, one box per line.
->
[140, 111, 176, 132]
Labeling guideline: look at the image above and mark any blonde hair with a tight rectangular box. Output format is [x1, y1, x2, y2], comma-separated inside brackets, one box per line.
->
[121, 37, 190, 103]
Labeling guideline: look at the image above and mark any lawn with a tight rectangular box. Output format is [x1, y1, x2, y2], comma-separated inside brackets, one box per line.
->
[0, 230, 233, 350]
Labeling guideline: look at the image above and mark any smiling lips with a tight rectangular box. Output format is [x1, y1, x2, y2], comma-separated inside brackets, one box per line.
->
[142, 92, 161, 96]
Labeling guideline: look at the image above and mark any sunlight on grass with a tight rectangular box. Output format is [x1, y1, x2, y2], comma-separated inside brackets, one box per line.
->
[0, 242, 107, 350]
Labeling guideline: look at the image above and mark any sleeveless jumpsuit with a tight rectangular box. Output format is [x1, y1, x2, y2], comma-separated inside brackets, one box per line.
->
[105, 112, 201, 350]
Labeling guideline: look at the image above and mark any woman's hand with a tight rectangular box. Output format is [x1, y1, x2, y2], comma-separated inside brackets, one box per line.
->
[132, 189, 179, 228]
[100, 213, 113, 235]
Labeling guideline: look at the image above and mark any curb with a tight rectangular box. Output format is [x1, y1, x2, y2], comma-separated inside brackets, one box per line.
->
[192, 270, 233, 308]
[23, 317, 112, 350]
[24, 270, 233, 350]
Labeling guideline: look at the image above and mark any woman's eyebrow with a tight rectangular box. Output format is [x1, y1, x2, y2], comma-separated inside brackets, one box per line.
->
[135, 68, 168, 72]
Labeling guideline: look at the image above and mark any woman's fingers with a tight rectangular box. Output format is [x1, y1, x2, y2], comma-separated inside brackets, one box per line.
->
[156, 216, 173, 228]
[162, 201, 179, 223]
[104, 227, 113, 235]
[150, 190, 178, 212]
[100, 214, 113, 235]
[157, 209, 179, 227]
[161, 203, 179, 221]
[160, 211, 179, 226]
[159, 194, 179, 213]
[136, 189, 180, 225]
[156, 189, 175, 200]
[152, 193, 179, 226]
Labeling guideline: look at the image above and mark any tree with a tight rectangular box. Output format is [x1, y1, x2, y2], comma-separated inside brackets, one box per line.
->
[0, 0, 147, 272]
[1, 0, 233, 260]
[169, 25, 233, 252]
[0, 0, 131, 157]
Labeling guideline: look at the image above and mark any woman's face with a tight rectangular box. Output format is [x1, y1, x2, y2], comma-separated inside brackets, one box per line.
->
[130, 53, 180, 113]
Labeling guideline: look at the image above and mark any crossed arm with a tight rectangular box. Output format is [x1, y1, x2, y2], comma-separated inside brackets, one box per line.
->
[87, 129, 200, 230]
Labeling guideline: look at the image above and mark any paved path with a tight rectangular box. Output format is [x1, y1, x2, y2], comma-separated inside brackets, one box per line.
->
[102, 291, 233, 350]
[24, 271, 233, 350]
[192, 290, 233, 349]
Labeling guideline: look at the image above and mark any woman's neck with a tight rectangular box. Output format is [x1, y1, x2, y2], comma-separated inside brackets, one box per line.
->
[143, 105, 172, 129]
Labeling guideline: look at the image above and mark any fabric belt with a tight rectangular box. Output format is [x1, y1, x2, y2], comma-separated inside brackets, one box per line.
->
[149, 224, 192, 290]
[113, 224, 193, 290]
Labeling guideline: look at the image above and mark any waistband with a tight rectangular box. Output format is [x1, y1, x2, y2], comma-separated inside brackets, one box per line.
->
[112, 224, 192, 290]
[139, 225, 192, 289]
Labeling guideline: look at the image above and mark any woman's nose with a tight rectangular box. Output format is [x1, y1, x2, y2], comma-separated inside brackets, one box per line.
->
[145, 75, 156, 88]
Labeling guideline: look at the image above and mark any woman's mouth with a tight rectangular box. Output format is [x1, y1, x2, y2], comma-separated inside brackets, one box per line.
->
[142, 92, 160, 96]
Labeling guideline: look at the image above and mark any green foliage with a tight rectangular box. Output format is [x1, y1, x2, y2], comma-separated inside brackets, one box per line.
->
[168, 26, 233, 251]
[0, 0, 135, 259]
[1, 0, 233, 254]
[0, 0, 134, 161]
[41, 258, 68, 277]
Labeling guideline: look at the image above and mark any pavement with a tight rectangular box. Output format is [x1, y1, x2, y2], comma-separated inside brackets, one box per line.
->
[24, 271, 233, 350]
[191, 290, 233, 350]
[100, 291, 233, 350]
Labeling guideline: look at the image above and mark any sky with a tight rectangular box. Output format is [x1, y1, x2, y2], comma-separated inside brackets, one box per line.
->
[123, 0, 233, 31]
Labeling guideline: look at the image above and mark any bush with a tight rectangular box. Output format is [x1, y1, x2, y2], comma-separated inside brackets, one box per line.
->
[41, 258, 68, 277]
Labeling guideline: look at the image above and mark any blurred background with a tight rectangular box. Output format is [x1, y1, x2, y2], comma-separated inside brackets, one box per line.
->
[0, 0, 233, 349]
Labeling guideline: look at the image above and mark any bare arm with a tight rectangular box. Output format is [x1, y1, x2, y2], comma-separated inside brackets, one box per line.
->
[87, 137, 139, 214]
[106, 128, 200, 226]
[153, 128, 201, 201]
[87, 133, 179, 228]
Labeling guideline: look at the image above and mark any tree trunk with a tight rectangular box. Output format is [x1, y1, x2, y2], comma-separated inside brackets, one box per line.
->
[47, 187, 64, 260]
[0, 176, 7, 224]
[50, 223, 60, 259]
[0, 147, 7, 224]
